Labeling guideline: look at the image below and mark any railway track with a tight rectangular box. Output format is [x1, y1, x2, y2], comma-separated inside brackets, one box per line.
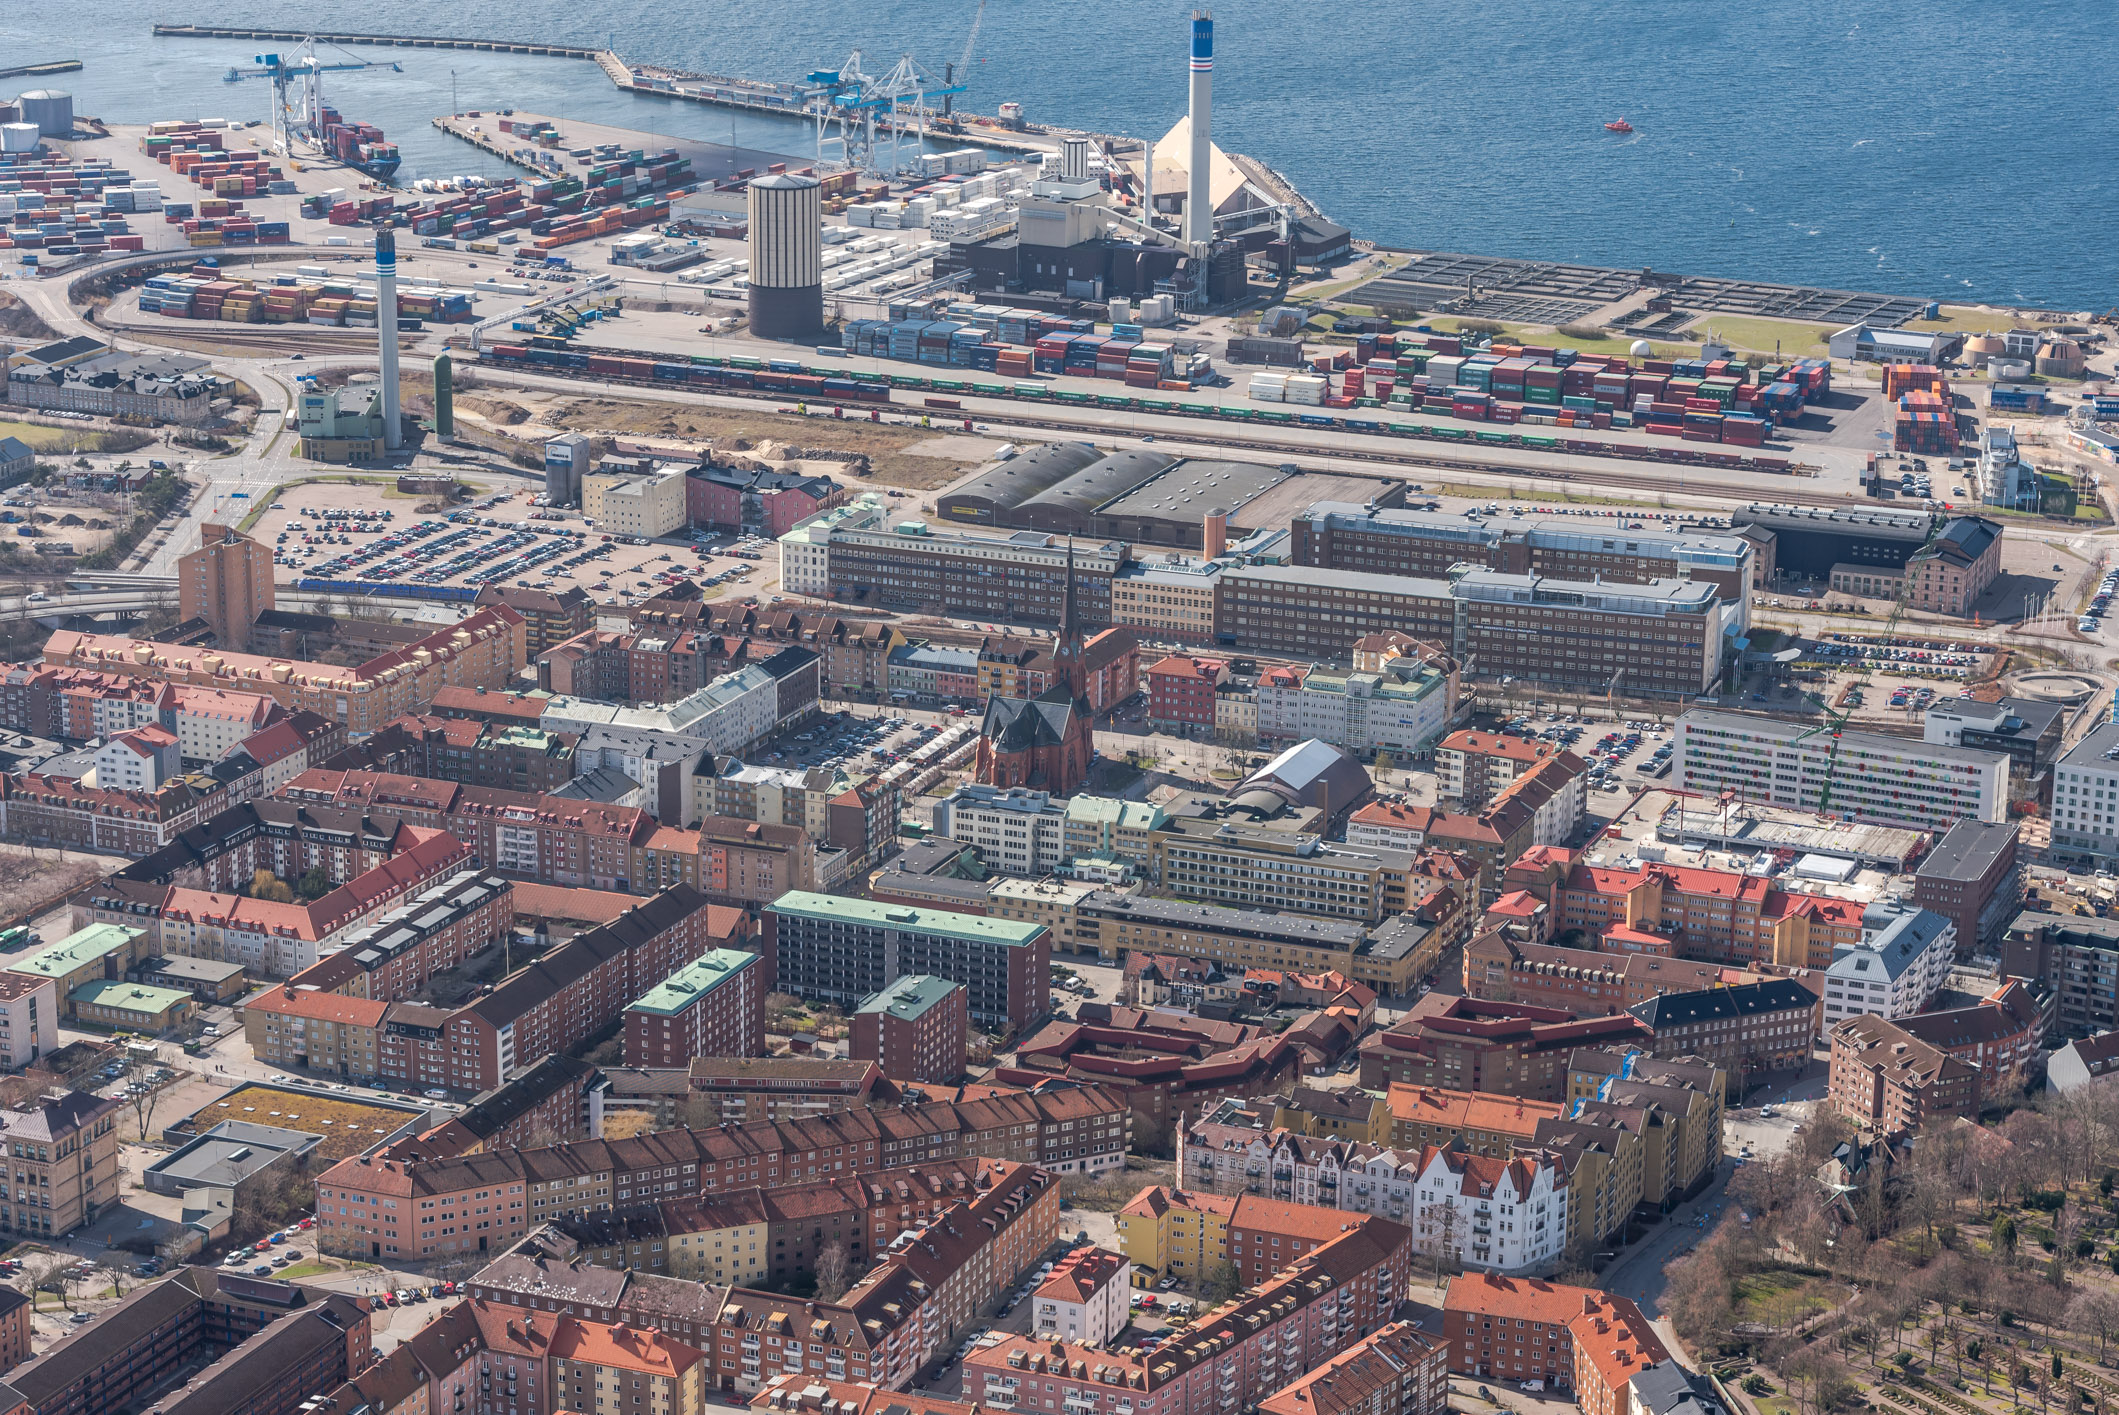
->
[474, 360, 1853, 510]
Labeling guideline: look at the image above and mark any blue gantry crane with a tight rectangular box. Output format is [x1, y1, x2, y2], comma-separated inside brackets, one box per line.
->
[224, 38, 402, 161]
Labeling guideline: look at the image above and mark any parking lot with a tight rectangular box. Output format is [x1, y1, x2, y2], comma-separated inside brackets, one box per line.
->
[763, 709, 956, 774]
[243, 480, 772, 606]
[1490, 711, 1675, 797]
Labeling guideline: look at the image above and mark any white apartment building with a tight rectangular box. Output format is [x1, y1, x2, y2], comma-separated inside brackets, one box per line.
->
[2049, 723, 2119, 863]
[778, 494, 888, 598]
[1257, 656, 1459, 758]
[1033, 1248, 1130, 1346]
[932, 784, 1069, 877]
[1409, 1145, 1568, 1277]
[1675, 708, 2008, 833]
[0, 974, 54, 1070]
[542, 664, 781, 759]
[1821, 901, 1956, 1031]
[91, 725, 179, 793]
[171, 686, 281, 761]
[585, 469, 688, 538]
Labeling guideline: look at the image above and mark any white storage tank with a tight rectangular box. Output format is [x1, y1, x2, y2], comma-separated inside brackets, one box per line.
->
[0, 124, 39, 154]
[16, 90, 73, 138]
[747, 172, 824, 339]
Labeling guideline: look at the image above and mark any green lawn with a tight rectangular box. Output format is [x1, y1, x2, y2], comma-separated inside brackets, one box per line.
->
[1732, 1270, 1851, 1327]
[277, 1260, 333, 1280]
[1412, 318, 1695, 362]
[1686, 316, 1834, 359]
[1903, 305, 2026, 336]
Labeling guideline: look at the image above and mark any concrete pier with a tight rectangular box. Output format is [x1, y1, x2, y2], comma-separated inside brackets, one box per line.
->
[151, 24, 602, 59]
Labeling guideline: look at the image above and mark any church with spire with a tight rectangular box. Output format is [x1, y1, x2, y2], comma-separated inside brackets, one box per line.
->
[973, 541, 1098, 795]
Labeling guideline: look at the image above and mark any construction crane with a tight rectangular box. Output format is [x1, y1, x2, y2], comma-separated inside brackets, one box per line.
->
[1790, 581, 1918, 817]
[224, 38, 402, 161]
[940, 0, 987, 122]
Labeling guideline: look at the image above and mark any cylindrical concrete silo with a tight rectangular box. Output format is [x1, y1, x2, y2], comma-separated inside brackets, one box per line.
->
[16, 91, 73, 139]
[747, 172, 824, 340]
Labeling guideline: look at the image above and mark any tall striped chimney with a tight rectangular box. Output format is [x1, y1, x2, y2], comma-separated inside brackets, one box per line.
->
[1187, 11, 1213, 246]
[375, 226, 401, 451]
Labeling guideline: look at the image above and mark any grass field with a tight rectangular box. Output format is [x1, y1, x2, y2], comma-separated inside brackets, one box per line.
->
[1687, 316, 1834, 358]
[1905, 306, 2032, 336]
[1412, 318, 1697, 362]
[1732, 1270, 1852, 1329]
[0, 419, 155, 455]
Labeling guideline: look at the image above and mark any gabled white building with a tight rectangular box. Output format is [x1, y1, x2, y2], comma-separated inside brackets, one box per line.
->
[1821, 900, 1956, 1030]
[1033, 1247, 1130, 1346]
[1408, 1144, 1567, 1277]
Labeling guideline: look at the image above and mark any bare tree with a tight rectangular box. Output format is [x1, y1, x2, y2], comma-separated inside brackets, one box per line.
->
[18, 1254, 67, 1313]
[815, 1242, 851, 1302]
[124, 1050, 166, 1141]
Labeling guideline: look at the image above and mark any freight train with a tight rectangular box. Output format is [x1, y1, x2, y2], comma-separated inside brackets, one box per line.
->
[474, 343, 1794, 473]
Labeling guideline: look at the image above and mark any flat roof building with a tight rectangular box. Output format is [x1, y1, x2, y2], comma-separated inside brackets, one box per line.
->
[763, 891, 1050, 1033]
[1676, 709, 2008, 832]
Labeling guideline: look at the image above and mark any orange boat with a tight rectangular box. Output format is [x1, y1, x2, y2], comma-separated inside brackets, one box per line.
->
[1605, 118, 1634, 133]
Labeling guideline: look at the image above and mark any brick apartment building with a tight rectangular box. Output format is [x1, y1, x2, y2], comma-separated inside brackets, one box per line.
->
[330, 713, 579, 794]
[278, 870, 517, 1004]
[316, 1086, 1128, 1259]
[968, 1219, 1412, 1415]
[1146, 654, 1226, 732]
[475, 583, 594, 657]
[1442, 1273, 1667, 1402]
[249, 887, 750, 1092]
[849, 975, 968, 1084]
[623, 947, 767, 1067]
[1828, 1014, 1981, 1137]
[284, 768, 818, 905]
[1357, 996, 1652, 1100]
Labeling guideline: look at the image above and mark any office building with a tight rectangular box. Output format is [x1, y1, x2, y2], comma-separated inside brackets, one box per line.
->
[1923, 697, 2064, 776]
[1218, 566, 1726, 698]
[819, 523, 1123, 631]
[1675, 709, 2008, 832]
[763, 892, 1050, 1032]
[585, 466, 689, 538]
[1291, 503, 1754, 603]
[1257, 643, 1460, 757]
[1913, 819, 2022, 952]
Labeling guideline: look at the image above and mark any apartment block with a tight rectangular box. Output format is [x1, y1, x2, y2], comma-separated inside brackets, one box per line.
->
[1357, 996, 1651, 1099]
[1461, 930, 1749, 1015]
[850, 975, 969, 1084]
[1821, 902, 1955, 1031]
[2002, 910, 2119, 1037]
[1116, 1185, 1236, 1284]
[968, 1219, 1411, 1415]
[599, 1057, 885, 1130]
[1675, 709, 2008, 832]
[280, 870, 516, 1004]
[41, 603, 527, 735]
[1257, 1322, 1448, 1415]
[762, 892, 1050, 1033]
[1442, 1274, 1666, 1403]
[550, 1318, 707, 1415]
[1254, 644, 1459, 758]
[1828, 1014, 1981, 1136]
[623, 947, 768, 1068]
[475, 583, 595, 657]
[317, 1086, 1128, 1259]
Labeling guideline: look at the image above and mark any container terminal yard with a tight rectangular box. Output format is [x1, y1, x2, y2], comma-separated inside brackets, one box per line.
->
[0, 18, 2108, 649]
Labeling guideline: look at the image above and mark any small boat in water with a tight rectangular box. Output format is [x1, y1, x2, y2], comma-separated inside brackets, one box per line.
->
[1605, 118, 1634, 133]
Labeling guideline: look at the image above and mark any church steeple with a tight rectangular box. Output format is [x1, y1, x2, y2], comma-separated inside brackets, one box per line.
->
[1053, 538, 1086, 699]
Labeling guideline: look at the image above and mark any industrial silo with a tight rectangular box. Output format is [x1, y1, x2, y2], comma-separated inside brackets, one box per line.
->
[0, 125, 38, 155]
[747, 172, 824, 340]
[16, 91, 73, 139]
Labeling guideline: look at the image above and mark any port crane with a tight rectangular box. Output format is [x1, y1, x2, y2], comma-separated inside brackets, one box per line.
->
[224, 38, 402, 161]
[939, 0, 988, 124]
[809, 51, 964, 175]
